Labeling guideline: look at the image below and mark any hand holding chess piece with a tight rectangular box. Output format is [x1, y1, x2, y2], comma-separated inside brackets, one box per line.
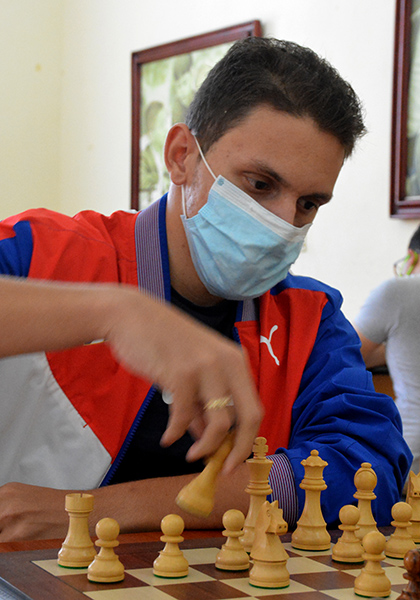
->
[176, 432, 234, 517]
[87, 518, 125, 583]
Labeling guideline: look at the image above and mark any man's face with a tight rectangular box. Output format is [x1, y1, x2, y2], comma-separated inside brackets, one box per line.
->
[184, 105, 346, 228]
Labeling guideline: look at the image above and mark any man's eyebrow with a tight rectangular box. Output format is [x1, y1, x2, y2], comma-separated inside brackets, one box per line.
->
[251, 160, 284, 183]
[251, 160, 333, 202]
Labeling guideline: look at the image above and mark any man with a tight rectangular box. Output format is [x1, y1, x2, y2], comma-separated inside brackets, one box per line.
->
[355, 226, 420, 476]
[0, 37, 411, 541]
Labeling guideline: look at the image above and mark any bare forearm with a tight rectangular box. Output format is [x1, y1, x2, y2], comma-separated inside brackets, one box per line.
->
[355, 329, 386, 369]
[90, 466, 250, 534]
[0, 276, 122, 357]
[0, 275, 263, 471]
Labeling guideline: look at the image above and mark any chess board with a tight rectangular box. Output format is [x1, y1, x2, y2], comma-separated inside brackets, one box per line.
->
[0, 535, 411, 600]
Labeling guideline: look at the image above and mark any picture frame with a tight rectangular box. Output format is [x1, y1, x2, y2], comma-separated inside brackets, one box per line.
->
[391, 0, 420, 218]
[131, 20, 262, 210]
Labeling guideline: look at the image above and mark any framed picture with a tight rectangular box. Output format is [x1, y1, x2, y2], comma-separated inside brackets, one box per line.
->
[391, 0, 420, 218]
[131, 20, 262, 210]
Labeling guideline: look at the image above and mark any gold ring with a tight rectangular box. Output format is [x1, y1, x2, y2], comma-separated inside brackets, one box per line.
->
[205, 396, 234, 411]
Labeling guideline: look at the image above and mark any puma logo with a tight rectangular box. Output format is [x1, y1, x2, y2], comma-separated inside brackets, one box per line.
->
[260, 325, 280, 366]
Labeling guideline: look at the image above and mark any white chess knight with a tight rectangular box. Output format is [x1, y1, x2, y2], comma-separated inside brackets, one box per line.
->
[249, 500, 289, 589]
[260, 325, 280, 366]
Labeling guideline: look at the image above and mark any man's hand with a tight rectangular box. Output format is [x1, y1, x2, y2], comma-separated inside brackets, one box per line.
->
[0, 483, 69, 542]
[0, 276, 263, 473]
[104, 287, 264, 472]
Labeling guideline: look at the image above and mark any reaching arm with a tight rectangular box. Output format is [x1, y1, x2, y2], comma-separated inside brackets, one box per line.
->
[0, 466, 250, 541]
[0, 275, 262, 471]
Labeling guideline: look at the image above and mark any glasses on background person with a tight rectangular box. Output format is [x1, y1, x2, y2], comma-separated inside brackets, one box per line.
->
[393, 251, 419, 277]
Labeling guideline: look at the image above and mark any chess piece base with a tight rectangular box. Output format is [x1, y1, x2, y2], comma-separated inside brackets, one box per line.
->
[87, 573, 125, 583]
[153, 554, 189, 578]
[249, 559, 289, 589]
[87, 557, 125, 583]
[291, 527, 331, 551]
[58, 546, 97, 568]
[354, 573, 391, 598]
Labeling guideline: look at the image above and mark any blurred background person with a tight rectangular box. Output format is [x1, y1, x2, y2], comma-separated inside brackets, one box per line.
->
[354, 225, 420, 474]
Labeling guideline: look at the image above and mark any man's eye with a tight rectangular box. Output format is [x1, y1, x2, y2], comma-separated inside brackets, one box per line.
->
[299, 198, 319, 212]
[248, 178, 269, 191]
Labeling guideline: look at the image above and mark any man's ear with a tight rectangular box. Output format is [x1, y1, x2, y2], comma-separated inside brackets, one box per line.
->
[164, 123, 197, 185]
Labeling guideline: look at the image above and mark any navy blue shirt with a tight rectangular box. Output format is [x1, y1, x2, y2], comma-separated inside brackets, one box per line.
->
[108, 288, 237, 484]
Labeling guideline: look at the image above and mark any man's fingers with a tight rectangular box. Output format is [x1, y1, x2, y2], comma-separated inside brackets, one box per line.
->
[185, 406, 234, 462]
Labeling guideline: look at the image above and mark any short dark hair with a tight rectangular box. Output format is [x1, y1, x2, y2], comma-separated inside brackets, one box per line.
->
[409, 226, 420, 253]
[186, 37, 366, 158]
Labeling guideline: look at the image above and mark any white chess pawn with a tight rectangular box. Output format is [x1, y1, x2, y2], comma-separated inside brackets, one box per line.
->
[354, 530, 391, 598]
[216, 509, 249, 571]
[153, 514, 189, 578]
[87, 518, 125, 583]
[385, 501, 416, 559]
[332, 505, 364, 563]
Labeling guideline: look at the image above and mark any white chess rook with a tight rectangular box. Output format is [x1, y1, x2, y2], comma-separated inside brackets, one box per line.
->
[57, 492, 97, 568]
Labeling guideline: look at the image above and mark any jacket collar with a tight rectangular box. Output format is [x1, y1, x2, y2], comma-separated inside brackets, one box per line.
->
[134, 194, 257, 321]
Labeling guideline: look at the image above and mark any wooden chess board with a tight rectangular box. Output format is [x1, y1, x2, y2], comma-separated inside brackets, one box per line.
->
[0, 535, 411, 599]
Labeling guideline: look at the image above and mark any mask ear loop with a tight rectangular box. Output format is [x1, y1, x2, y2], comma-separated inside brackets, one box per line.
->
[193, 136, 217, 180]
[182, 136, 217, 219]
[181, 185, 187, 217]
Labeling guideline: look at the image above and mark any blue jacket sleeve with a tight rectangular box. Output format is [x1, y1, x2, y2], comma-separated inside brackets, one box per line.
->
[283, 287, 412, 527]
[0, 221, 33, 277]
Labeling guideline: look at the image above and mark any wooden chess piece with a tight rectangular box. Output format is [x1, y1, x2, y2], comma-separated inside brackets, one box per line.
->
[241, 437, 273, 553]
[153, 514, 189, 578]
[396, 548, 420, 600]
[407, 470, 420, 543]
[354, 530, 391, 598]
[291, 450, 331, 551]
[57, 492, 97, 568]
[249, 500, 289, 588]
[176, 432, 234, 517]
[87, 518, 125, 583]
[216, 509, 249, 571]
[354, 462, 379, 540]
[332, 504, 364, 563]
[385, 502, 416, 559]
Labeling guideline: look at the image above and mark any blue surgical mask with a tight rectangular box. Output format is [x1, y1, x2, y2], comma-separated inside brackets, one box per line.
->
[180, 140, 311, 300]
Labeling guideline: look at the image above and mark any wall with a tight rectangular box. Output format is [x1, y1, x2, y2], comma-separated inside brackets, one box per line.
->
[0, 0, 63, 217]
[3, 0, 419, 321]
